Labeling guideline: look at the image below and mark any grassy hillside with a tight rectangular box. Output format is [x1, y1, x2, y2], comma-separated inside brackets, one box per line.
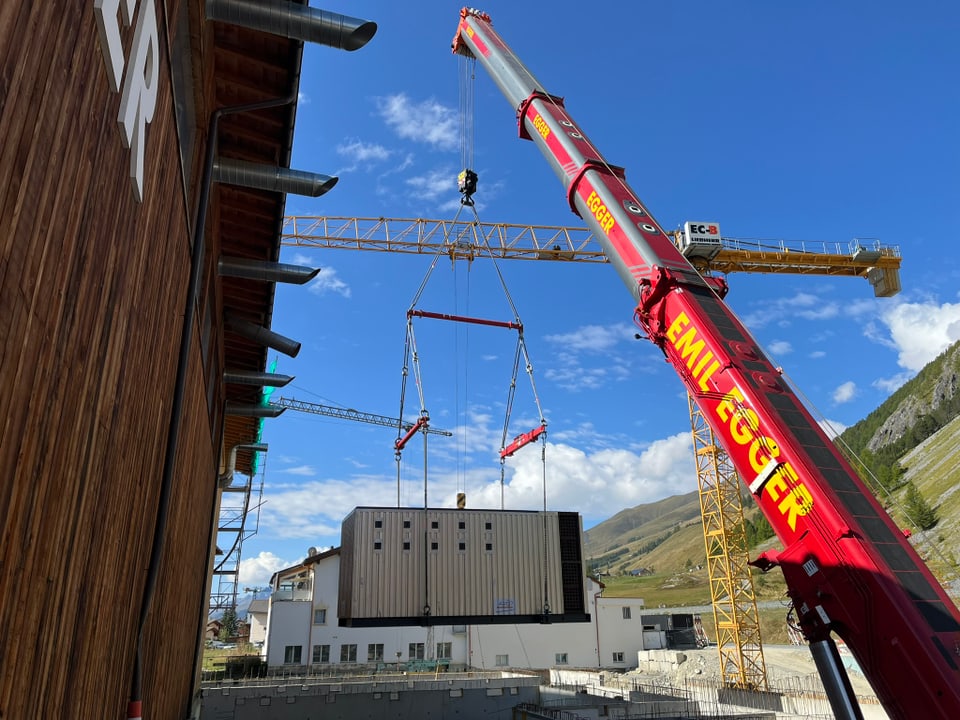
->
[889, 413, 960, 593]
[583, 491, 701, 560]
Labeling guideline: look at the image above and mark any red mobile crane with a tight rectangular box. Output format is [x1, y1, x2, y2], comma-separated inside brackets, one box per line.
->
[452, 8, 960, 719]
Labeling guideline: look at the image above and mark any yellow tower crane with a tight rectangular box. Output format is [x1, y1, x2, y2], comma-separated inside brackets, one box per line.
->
[282, 215, 902, 690]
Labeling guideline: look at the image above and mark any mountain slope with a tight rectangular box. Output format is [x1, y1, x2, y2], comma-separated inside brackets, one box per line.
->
[584, 338, 960, 602]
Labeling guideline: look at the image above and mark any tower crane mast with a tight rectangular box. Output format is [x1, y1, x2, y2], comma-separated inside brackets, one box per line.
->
[450, 7, 958, 719]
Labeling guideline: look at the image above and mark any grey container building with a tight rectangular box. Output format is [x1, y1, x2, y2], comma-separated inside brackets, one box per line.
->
[339, 507, 590, 627]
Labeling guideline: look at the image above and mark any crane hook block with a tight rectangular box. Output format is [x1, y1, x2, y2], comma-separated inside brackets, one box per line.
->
[458, 168, 478, 205]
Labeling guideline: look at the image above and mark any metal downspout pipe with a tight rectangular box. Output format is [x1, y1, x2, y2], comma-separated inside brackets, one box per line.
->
[128, 90, 299, 720]
[218, 442, 269, 489]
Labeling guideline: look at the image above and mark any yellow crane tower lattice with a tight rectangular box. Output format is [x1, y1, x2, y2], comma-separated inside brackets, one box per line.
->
[282, 215, 902, 690]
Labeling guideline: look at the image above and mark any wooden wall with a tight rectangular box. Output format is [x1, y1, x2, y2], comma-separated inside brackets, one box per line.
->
[0, 2, 216, 717]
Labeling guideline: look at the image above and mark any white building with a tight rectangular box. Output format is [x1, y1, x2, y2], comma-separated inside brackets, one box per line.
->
[246, 599, 269, 646]
[264, 547, 654, 672]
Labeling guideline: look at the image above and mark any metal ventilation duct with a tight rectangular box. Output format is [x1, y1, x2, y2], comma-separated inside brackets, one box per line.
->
[213, 158, 337, 197]
[225, 315, 302, 357]
[206, 0, 376, 51]
[225, 402, 286, 418]
[224, 370, 294, 387]
[219, 256, 320, 285]
[218, 442, 269, 488]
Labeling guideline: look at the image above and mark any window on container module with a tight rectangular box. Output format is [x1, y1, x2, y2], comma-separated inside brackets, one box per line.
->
[374, 541, 382, 550]
[314, 608, 327, 624]
[555, 653, 568, 665]
[458, 542, 466, 551]
[437, 642, 452, 659]
[458, 521, 465, 529]
[485, 522, 492, 530]
[495, 654, 509, 667]
[374, 519, 382, 528]
[284, 645, 302, 664]
[431, 520, 439, 529]
[622, 607, 631, 619]
[313, 644, 330, 663]
[485, 543, 493, 551]
[431, 542, 439, 550]
[612, 652, 624, 663]
[409, 642, 425, 660]
[341, 644, 357, 662]
[403, 541, 411, 551]
[403, 520, 411, 529]
[368, 643, 384, 662]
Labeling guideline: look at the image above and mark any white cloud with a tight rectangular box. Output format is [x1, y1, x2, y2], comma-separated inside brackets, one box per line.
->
[279, 465, 317, 476]
[797, 302, 840, 321]
[377, 93, 458, 150]
[832, 381, 857, 404]
[542, 324, 642, 391]
[872, 371, 914, 394]
[307, 266, 351, 298]
[818, 419, 848, 439]
[766, 340, 793, 356]
[545, 323, 635, 352]
[258, 413, 695, 545]
[260, 476, 395, 539]
[544, 361, 630, 392]
[405, 167, 456, 202]
[337, 138, 391, 163]
[464, 434, 696, 523]
[878, 300, 960, 371]
[740, 291, 844, 329]
[238, 551, 291, 587]
[808, 350, 826, 359]
[297, 91, 310, 105]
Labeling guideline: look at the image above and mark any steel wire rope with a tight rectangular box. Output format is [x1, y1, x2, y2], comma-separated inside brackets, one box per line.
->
[464, 197, 553, 616]
[451, 251, 473, 503]
[398, 202, 474, 503]
[459, 54, 476, 176]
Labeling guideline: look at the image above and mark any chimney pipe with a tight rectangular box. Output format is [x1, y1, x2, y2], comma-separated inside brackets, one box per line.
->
[225, 315, 301, 358]
[206, 0, 377, 51]
[213, 158, 337, 198]
[219, 256, 320, 285]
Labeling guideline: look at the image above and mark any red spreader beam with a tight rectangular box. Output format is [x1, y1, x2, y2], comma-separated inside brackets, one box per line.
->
[500, 424, 546, 459]
[395, 416, 429, 451]
[408, 309, 521, 331]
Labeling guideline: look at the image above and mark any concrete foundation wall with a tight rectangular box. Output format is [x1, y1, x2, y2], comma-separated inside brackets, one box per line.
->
[201, 675, 539, 719]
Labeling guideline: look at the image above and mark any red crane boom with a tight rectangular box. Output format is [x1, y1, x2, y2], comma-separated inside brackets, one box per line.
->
[452, 8, 960, 718]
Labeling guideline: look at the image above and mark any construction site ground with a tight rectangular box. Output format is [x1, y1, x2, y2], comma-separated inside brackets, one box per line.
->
[596, 644, 889, 719]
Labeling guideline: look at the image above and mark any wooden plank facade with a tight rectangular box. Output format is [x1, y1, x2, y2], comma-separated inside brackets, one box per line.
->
[0, 2, 306, 717]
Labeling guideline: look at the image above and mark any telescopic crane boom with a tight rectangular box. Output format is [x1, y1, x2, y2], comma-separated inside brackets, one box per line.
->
[452, 8, 959, 719]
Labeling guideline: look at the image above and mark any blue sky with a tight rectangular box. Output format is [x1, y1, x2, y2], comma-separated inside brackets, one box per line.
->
[237, 1, 960, 588]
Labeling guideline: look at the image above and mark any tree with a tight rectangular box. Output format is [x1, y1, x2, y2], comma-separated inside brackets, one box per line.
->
[903, 482, 938, 531]
[219, 607, 239, 641]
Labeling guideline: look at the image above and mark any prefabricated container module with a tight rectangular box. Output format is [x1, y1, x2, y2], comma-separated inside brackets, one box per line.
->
[338, 507, 590, 627]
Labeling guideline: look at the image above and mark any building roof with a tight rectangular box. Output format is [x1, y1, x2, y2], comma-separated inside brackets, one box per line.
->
[270, 546, 341, 585]
[212, 6, 306, 475]
[247, 599, 269, 615]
